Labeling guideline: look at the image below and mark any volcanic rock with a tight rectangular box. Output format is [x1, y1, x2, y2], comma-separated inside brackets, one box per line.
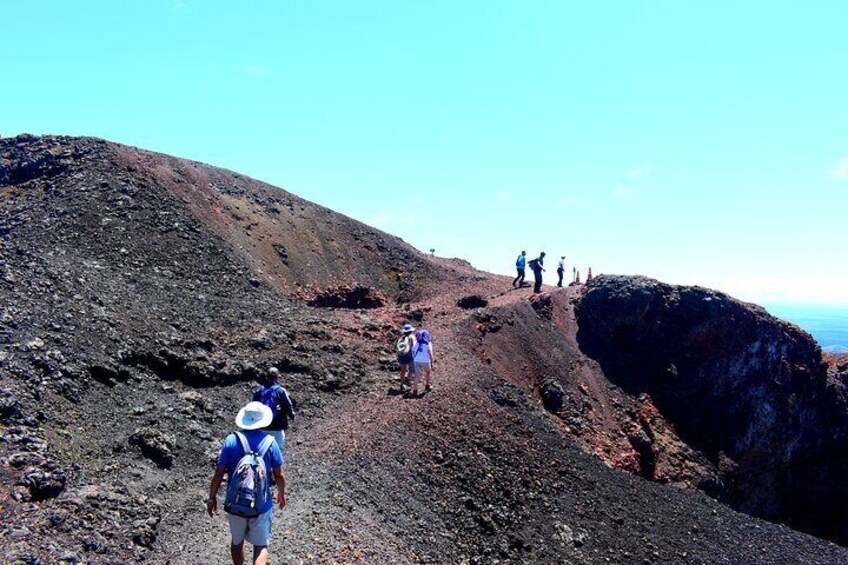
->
[457, 295, 488, 309]
[129, 427, 177, 468]
[576, 274, 848, 543]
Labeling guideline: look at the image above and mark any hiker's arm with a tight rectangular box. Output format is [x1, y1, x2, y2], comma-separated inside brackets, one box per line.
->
[207, 466, 225, 516]
[273, 467, 286, 509]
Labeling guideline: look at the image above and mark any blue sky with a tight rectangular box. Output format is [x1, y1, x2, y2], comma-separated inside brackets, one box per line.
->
[2, 1, 847, 305]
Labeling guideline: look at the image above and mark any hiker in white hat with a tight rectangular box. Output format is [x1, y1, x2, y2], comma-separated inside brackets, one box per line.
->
[395, 324, 417, 392]
[207, 402, 286, 565]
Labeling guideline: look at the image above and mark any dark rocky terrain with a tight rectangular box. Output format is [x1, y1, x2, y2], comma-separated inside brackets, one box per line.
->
[2, 134, 848, 564]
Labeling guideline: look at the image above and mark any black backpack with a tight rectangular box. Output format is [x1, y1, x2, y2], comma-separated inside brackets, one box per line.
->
[528, 258, 539, 270]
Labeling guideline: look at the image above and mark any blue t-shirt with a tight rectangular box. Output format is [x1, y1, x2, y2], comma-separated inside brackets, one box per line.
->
[252, 384, 295, 431]
[217, 430, 284, 514]
[516, 255, 526, 269]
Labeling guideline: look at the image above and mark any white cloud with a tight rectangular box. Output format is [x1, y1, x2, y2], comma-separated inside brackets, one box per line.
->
[241, 64, 271, 78]
[830, 157, 848, 181]
[612, 186, 636, 201]
[625, 163, 654, 180]
[495, 190, 512, 203]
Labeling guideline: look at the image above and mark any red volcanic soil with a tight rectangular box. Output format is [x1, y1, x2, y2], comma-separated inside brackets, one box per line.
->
[2, 135, 847, 564]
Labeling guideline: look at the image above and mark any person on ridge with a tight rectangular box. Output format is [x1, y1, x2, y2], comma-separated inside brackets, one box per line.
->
[411, 329, 435, 396]
[557, 255, 566, 287]
[528, 252, 546, 293]
[252, 367, 296, 454]
[513, 250, 527, 288]
[396, 324, 417, 391]
[207, 402, 286, 565]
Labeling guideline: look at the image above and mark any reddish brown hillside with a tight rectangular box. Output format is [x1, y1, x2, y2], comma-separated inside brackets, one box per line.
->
[2, 135, 847, 564]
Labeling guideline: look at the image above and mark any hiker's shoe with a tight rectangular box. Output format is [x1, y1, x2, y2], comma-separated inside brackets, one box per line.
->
[425, 384, 432, 392]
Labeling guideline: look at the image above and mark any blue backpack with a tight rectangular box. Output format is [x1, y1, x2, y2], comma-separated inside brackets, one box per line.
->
[256, 385, 291, 430]
[224, 432, 275, 518]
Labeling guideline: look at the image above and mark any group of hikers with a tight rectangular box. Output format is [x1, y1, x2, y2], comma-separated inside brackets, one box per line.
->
[207, 368, 296, 565]
[201, 245, 593, 563]
[513, 250, 569, 293]
[395, 324, 435, 397]
[206, 325, 435, 563]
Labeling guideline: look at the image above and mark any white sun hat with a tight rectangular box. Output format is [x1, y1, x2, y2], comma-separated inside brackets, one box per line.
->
[235, 401, 273, 431]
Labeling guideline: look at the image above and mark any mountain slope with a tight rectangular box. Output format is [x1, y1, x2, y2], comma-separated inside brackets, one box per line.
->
[2, 135, 847, 564]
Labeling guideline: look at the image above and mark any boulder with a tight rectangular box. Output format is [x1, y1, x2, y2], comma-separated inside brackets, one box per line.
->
[130, 427, 177, 469]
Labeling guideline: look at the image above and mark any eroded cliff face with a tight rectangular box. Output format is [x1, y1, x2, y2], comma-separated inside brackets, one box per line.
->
[575, 275, 848, 543]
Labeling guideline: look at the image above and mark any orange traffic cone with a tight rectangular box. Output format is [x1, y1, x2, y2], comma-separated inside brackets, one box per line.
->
[586, 267, 593, 282]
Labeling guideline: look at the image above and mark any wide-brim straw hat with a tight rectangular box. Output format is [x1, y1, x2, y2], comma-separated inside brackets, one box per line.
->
[235, 401, 273, 430]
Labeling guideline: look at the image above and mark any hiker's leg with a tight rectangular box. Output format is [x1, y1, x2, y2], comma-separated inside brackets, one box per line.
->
[423, 365, 432, 388]
[252, 546, 269, 565]
[229, 515, 248, 565]
[410, 366, 418, 392]
[244, 511, 271, 564]
[230, 543, 245, 565]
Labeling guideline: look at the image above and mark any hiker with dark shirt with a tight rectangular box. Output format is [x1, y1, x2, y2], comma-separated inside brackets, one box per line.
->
[513, 250, 527, 288]
[207, 402, 286, 565]
[557, 255, 566, 287]
[252, 367, 296, 454]
[529, 252, 546, 293]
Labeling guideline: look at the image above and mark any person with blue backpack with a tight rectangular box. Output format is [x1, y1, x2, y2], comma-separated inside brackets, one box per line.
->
[252, 367, 296, 454]
[528, 251, 546, 293]
[207, 402, 286, 565]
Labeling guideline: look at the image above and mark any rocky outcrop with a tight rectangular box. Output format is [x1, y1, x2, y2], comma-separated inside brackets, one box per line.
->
[130, 427, 177, 468]
[576, 275, 848, 544]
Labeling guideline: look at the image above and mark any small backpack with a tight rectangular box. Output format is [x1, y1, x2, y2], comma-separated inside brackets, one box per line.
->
[528, 258, 539, 270]
[396, 336, 411, 356]
[224, 432, 275, 518]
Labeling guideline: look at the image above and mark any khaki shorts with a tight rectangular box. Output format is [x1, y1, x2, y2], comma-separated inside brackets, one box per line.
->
[228, 509, 272, 547]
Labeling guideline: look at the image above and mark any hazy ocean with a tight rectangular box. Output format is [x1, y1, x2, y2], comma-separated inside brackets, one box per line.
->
[766, 304, 848, 353]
